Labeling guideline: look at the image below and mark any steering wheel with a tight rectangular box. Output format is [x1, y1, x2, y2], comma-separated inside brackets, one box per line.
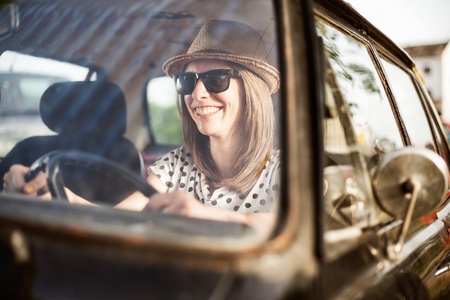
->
[26, 150, 157, 205]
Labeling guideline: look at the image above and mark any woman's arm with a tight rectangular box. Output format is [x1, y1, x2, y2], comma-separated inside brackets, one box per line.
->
[144, 190, 250, 224]
[4, 165, 273, 227]
[113, 172, 167, 211]
[4, 165, 275, 234]
[3, 165, 169, 209]
[3, 164, 100, 204]
[144, 190, 276, 236]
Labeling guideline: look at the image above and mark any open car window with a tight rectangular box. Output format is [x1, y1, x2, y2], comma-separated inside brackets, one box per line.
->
[0, 0, 281, 244]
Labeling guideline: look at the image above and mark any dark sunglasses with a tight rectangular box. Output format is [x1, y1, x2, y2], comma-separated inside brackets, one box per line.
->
[174, 69, 240, 95]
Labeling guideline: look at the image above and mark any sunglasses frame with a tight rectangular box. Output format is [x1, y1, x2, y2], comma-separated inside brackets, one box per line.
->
[174, 69, 240, 95]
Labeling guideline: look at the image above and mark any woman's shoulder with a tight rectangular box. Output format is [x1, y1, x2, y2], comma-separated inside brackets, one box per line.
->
[156, 145, 193, 162]
[257, 149, 281, 187]
[149, 145, 194, 173]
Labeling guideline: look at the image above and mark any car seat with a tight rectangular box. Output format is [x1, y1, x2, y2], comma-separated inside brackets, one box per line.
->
[0, 81, 144, 202]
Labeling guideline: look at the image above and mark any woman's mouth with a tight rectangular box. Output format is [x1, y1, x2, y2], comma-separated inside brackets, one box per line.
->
[195, 107, 221, 117]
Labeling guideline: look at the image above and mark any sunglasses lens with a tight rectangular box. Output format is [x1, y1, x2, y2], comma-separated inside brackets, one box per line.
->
[203, 70, 231, 93]
[174, 70, 237, 95]
[175, 73, 196, 95]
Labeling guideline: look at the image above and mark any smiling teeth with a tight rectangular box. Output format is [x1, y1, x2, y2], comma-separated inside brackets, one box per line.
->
[196, 107, 220, 116]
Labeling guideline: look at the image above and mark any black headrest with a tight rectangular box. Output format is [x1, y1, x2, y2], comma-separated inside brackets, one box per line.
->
[40, 81, 127, 136]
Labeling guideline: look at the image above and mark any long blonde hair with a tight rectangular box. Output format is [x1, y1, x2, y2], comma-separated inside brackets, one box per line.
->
[180, 63, 274, 196]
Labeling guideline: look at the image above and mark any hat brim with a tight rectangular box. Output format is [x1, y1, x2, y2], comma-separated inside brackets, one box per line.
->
[162, 52, 280, 94]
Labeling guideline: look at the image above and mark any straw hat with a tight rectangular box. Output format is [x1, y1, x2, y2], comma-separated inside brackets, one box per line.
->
[162, 20, 280, 94]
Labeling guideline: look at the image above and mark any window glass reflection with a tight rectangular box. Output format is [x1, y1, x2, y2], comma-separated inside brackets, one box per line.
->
[319, 23, 403, 161]
[381, 58, 436, 151]
[0, 0, 280, 241]
[0, 51, 94, 156]
[318, 21, 403, 242]
[318, 22, 382, 235]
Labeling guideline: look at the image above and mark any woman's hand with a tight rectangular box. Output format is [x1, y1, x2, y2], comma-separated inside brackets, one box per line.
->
[145, 191, 213, 218]
[3, 164, 49, 197]
[144, 190, 249, 224]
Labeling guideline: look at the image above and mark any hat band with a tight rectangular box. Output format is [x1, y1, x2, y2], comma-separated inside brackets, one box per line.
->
[190, 49, 233, 55]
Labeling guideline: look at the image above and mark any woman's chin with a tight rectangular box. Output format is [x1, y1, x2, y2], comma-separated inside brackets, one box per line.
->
[195, 119, 221, 136]
[198, 127, 218, 137]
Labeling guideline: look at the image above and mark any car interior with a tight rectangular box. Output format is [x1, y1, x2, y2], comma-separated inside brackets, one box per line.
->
[0, 0, 279, 238]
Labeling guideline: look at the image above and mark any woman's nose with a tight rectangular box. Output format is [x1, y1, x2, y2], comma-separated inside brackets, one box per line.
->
[191, 79, 209, 100]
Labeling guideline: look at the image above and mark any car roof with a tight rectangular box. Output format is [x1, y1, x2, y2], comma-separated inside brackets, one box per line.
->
[4, 0, 278, 80]
[314, 0, 415, 69]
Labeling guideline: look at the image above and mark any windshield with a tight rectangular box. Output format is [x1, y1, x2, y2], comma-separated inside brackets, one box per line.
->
[0, 0, 281, 242]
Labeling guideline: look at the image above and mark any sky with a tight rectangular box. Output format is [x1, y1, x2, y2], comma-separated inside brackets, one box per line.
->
[344, 0, 450, 47]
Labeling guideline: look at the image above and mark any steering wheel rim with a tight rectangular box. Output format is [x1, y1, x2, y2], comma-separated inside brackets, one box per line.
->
[27, 150, 156, 204]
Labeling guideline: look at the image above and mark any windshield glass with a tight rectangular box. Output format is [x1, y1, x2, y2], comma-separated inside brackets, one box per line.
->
[0, 0, 281, 242]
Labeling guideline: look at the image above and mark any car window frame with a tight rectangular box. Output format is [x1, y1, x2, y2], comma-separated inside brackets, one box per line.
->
[315, 9, 450, 258]
[316, 13, 388, 246]
[0, 0, 320, 268]
[375, 48, 450, 209]
[313, 6, 450, 299]
[377, 52, 440, 150]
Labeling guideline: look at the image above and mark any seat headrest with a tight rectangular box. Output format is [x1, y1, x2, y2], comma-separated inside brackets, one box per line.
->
[40, 81, 127, 136]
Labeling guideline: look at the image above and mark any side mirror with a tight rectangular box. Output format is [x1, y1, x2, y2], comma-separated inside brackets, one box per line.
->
[372, 147, 449, 258]
[0, 4, 19, 41]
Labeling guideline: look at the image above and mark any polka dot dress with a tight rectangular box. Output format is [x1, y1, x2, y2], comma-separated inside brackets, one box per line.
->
[148, 146, 281, 213]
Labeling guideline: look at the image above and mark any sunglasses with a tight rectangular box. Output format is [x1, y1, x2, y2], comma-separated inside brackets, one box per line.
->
[174, 69, 240, 95]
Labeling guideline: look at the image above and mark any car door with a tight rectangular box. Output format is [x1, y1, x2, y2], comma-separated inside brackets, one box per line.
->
[314, 1, 450, 298]
[0, 0, 319, 299]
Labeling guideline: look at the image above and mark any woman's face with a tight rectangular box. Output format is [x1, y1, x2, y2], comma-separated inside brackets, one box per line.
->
[184, 59, 245, 143]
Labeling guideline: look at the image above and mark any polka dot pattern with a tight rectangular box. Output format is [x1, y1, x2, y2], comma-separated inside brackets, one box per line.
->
[148, 146, 281, 213]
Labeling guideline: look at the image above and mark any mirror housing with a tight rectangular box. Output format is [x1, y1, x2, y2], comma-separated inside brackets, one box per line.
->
[372, 147, 448, 220]
[372, 147, 449, 258]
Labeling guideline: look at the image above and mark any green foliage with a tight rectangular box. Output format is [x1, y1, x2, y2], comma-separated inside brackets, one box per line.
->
[149, 102, 183, 145]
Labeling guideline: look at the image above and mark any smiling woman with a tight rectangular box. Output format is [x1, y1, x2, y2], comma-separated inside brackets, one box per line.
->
[3, 0, 450, 299]
[144, 20, 281, 225]
[2, 18, 281, 231]
[0, 0, 287, 298]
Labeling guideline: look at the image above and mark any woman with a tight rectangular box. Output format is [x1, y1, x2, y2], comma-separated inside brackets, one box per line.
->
[3, 20, 281, 226]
